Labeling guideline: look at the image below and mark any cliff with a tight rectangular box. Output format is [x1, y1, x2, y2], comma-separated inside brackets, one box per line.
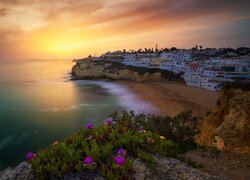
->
[71, 60, 183, 82]
[197, 88, 250, 153]
[0, 111, 220, 179]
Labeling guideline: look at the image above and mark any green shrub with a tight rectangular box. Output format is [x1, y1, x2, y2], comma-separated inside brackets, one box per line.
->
[30, 111, 199, 179]
[111, 110, 199, 143]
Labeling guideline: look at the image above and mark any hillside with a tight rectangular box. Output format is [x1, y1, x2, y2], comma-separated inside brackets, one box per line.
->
[0, 112, 219, 179]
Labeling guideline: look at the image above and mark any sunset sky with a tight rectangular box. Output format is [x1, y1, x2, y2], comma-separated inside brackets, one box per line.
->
[0, 0, 250, 60]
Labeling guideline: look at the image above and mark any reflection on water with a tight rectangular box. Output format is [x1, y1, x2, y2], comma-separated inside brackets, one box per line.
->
[0, 60, 124, 170]
[0, 60, 156, 170]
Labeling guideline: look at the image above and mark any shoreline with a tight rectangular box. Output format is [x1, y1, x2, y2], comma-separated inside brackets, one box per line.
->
[119, 80, 220, 117]
[73, 80, 159, 114]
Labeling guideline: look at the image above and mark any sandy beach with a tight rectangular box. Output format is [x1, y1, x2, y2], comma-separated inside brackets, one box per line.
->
[122, 81, 220, 117]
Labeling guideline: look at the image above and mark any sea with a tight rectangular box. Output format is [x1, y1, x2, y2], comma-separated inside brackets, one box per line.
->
[0, 60, 156, 170]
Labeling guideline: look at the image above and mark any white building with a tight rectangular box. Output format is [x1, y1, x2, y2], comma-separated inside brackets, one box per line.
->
[160, 61, 173, 71]
[184, 74, 221, 91]
[123, 54, 136, 66]
[210, 57, 249, 66]
[160, 51, 192, 62]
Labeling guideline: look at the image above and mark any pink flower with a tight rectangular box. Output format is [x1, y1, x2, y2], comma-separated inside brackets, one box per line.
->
[139, 127, 144, 133]
[26, 152, 36, 160]
[85, 123, 93, 129]
[106, 119, 113, 125]
[114, 156, 126, 166]
[84, 156, 94, 165]
[118, 148, 125, 156]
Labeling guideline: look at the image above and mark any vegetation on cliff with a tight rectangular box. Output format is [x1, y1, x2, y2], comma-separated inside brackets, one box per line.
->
[30, 111, 199, 179]
[221, 80, 250, 91]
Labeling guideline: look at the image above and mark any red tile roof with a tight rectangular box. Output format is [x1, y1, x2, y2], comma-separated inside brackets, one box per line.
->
[189, 63, 200, 68]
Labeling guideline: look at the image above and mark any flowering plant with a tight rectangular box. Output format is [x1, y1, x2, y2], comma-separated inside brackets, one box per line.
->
[106, 119, 113, 125]
[114, 156, 126, 166]
[84, 156, 94, 165]
[26, 152, 36, 160]
[85, 123, 93, 129]
[31, 111, 196, 179]
[118, 148, 125, 156]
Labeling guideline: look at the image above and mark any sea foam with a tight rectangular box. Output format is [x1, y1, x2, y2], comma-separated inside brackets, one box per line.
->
[75, 80, 159, 114]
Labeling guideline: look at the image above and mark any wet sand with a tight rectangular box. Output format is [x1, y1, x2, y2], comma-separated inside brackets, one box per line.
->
[121, 81, 220, 117]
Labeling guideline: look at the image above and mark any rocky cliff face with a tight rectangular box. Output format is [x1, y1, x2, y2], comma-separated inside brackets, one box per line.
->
[197, 89, 250, 153]
[71, 60, 183, 82]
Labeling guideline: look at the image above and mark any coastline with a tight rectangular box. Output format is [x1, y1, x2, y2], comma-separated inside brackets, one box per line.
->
[71, 60, 219, 118]
[120, 80, 220, 117]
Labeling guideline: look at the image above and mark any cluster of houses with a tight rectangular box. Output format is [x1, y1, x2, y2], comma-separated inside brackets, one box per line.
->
[89, 48, 250, 91]
[182, 57, 249, 91]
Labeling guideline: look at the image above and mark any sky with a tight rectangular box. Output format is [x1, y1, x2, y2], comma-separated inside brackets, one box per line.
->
[0, 0, 250, 60]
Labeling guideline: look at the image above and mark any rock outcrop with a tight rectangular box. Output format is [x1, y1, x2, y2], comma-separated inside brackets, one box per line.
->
[0, 162, 34, 180]
[0, 156, 220, 180]
[132, 155, 220, 180]
[71, 60, 183, 82]
[197, 89, 250, 153]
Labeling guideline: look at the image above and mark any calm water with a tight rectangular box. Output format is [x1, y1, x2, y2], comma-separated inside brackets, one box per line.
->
[0, 60, 156, 170]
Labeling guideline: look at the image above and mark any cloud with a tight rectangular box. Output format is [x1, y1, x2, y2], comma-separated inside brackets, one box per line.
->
[0, 0, 249, 60]
[0, 8, 7, 16]
[0, 0, 104, 30]
[1, 0, 250, 32]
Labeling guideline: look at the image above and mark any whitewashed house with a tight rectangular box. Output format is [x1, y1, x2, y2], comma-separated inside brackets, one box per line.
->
[184, 74, 221, 91]
[123, 54, 137, 66]
[210, 57, 250, 66]
[139, 58, 151, 67]
[160, 61, 173, 71]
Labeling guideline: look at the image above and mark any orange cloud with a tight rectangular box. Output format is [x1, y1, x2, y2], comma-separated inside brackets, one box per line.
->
[0, 0, 250, 60]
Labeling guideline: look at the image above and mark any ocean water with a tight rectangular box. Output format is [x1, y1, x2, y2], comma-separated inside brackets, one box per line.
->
[0, 60, 156, 170]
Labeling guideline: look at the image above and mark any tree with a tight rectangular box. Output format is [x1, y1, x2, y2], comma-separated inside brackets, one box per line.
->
[170, 47, 177, 51]
[163, 48, 169, 52]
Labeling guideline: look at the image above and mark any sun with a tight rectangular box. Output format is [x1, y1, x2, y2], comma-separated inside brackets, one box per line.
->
[24, 26, 91, 58]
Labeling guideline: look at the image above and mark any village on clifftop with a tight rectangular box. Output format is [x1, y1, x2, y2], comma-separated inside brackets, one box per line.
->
[75, 46, 250, 91]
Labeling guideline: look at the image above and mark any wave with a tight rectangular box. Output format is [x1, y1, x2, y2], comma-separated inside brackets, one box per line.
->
[74, 80, 159, 114]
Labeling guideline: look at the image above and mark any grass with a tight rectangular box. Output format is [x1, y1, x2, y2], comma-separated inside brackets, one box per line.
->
[30, 111, 200, 179]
